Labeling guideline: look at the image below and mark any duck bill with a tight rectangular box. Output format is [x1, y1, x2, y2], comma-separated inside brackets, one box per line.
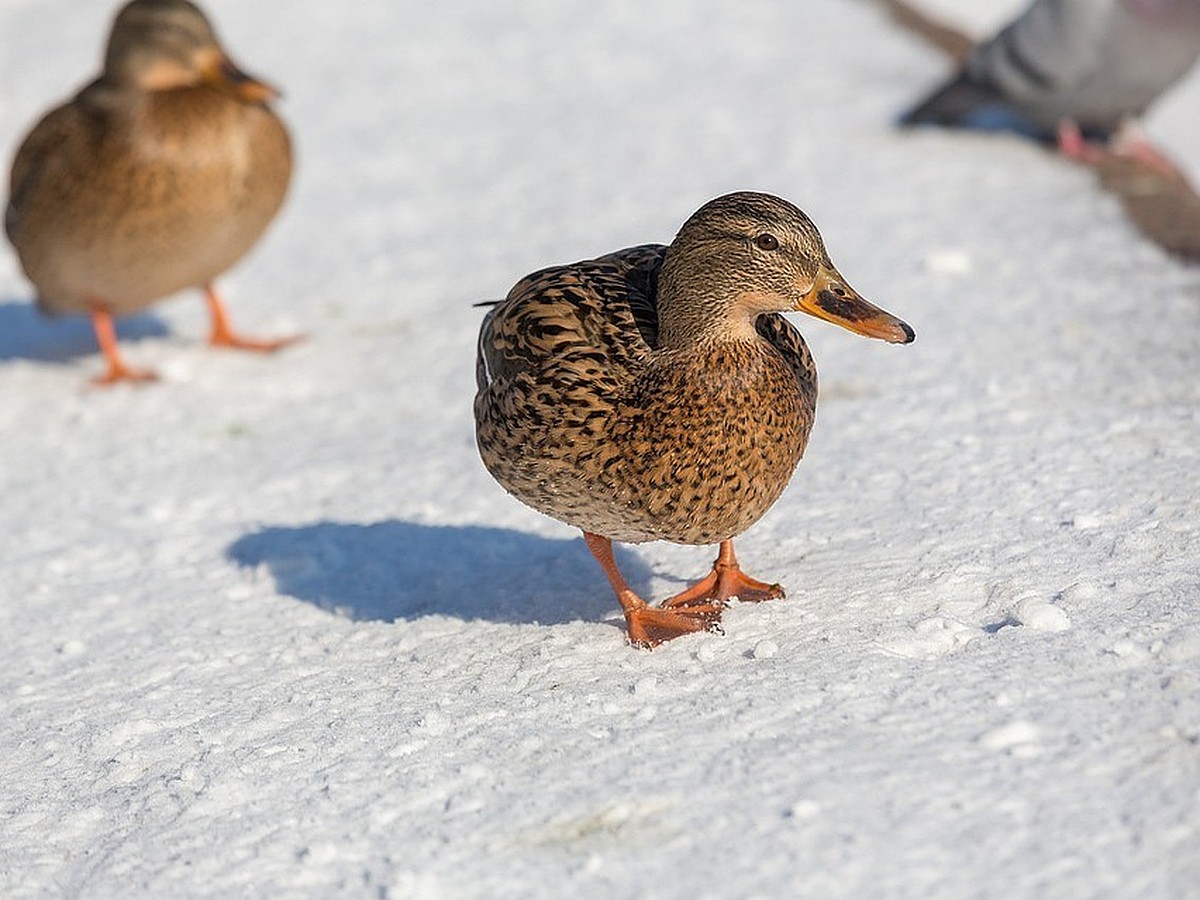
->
[202, 52, 280, 104]
[796, 265, 914, 344]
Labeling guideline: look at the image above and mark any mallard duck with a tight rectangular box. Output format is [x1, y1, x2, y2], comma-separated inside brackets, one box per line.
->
[475, 192, 914, 648]
[4, 0, 297, 384]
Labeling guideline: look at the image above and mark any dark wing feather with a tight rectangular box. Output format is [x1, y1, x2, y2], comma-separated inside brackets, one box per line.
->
[615, 243, 666, 348]
[476, 243, 667, 394]
[755, 313, 817, 397]
[6, 102, 86, 239]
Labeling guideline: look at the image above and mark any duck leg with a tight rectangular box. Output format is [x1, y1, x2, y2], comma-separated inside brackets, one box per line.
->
[204, 284, 302, 352]
[662, 540, 784, 608]
[89, 305, 158, 385]
[582, 531, 723, 648]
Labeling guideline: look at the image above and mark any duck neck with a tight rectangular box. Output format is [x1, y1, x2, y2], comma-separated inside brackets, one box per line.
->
[655, 252, 763, 350]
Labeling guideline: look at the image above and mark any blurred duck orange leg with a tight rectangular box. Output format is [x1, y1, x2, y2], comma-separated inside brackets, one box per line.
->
[89, 305, 157, 385]
[582, 531, 723, 648]
[205, 283, 302, 352]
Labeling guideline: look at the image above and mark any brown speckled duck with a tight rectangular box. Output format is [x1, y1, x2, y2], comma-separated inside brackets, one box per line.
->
[4, 0, 297, 384]
[475, 192, 914, 647]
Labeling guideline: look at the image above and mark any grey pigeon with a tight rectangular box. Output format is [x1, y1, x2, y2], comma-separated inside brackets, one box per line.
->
[901, 0, 1200, 144]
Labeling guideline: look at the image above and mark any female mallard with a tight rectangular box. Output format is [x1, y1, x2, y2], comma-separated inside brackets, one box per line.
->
[475, 192, 914, 647]
[4, 0, 296, 384]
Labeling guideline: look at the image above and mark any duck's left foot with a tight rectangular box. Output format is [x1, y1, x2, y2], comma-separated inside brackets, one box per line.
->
[663, 567, 783, 606]
[204, 283, 304, 353]
[209, 330, 305, 353]
[715, 568, 785, 604]
[662, 540, 785, 607]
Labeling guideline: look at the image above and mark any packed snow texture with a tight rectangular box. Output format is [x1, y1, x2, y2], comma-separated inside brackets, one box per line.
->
[2, 1, 1199, 897]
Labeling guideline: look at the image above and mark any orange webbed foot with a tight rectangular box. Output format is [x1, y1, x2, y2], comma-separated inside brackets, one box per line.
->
[625, 603, 724, 649]
[662, 540, 785, 607]
[90, 362, 159, 386]
[87, 305, 158, 386]
[582, 532, 782, 649]
[203, 284, 304, 354]
[583, 531, 724, 649]
[715, 568, 785, 604]
[208, 330, 306, 353]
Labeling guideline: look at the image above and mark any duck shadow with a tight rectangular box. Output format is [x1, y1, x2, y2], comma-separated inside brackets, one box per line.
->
[0, 298, 169, 363]
[226, 520, 655, 627]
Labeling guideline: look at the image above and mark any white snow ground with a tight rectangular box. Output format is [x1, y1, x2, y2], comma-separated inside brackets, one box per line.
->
[2, 0, 1199, 896]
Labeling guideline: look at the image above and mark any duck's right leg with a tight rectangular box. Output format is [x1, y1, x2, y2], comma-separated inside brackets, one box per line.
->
[88, 304, 158, 385]
[582, 531, 723, 648]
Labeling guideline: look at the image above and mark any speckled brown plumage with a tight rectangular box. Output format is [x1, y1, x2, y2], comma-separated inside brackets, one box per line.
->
[477, 244, 814, 546]
[475, 192, 915, 647]
[4, 0, 295, 383]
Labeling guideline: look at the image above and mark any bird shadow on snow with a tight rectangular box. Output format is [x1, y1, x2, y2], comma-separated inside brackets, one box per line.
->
[226, 520, 655, 627]
[0, 298, 169, 362]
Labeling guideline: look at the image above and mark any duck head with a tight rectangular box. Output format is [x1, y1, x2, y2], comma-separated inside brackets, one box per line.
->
[656, 191, 914, 349]
[103, 0, 278, 103]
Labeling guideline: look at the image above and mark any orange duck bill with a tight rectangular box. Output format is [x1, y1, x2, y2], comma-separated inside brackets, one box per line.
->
[200, 50, 279, 104]
[796, 264, 914, 344]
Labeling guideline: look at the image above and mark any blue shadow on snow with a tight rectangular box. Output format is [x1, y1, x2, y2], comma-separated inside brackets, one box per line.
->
[226, 520, 654, 627]
[0, 298, 169, 362]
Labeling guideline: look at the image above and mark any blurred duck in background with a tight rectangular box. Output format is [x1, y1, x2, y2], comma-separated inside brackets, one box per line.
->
[900, 0, 1200, 174]
[5, 0, 297, 385]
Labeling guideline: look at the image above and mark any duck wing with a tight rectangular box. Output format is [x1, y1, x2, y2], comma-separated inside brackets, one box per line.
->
[475, 243, 666, 394]
[755, 313, 817, 398]
[6, 98, 94, 241]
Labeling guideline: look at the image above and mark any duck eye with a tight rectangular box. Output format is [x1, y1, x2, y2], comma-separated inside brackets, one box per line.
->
[754, 233, 780, 251]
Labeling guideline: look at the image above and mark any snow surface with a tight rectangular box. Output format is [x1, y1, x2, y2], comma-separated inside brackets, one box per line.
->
[2, 1, 1199, 897]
